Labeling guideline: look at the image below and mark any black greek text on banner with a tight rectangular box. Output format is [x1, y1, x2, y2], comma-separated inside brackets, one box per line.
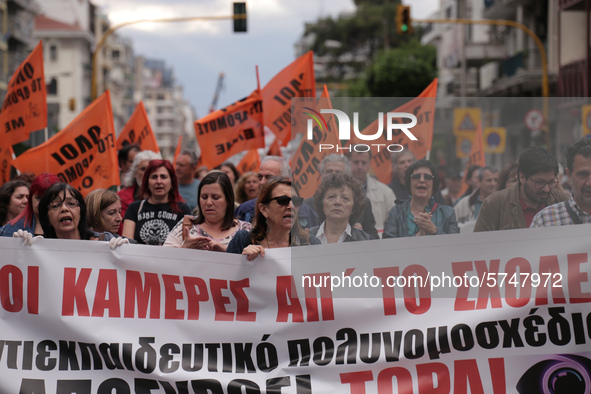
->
[1, 224, 590, 393]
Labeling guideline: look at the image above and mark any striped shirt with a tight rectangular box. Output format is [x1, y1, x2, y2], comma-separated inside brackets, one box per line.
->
[530, 195, 591, 227]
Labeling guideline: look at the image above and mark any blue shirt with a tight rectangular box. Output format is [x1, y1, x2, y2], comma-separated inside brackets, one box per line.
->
[178, 179, 200, 212]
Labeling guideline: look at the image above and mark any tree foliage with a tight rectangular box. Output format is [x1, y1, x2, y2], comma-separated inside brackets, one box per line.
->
[349, 40, 437, 97]
[301, 1, 437, 95]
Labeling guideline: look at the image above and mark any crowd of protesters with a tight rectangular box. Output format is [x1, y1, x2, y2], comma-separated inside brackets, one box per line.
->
[2, 136, 590, 258]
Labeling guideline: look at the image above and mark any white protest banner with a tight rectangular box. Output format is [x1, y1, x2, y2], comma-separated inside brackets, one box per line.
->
[1, 224, 590, 393]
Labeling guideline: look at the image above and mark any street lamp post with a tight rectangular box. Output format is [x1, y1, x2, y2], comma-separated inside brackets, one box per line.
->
[91, 13, 247, 100]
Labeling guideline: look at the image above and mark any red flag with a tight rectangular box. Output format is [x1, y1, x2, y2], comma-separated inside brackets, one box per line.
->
[116, 101, 159, 153]
[0, 41, 47, 145]
[194, 89, 264, 169]
[173, 134, 182, 167]
[262, 51, 316, 147]
[237, 149, 261, 175]
[348, 79, 438, 184]
[12, 91, 119, 196]
[0, 144, 15, 184]
[291, 85, 341, 198]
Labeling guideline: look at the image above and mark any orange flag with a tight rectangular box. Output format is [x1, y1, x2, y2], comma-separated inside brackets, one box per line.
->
[237, 149, 261, 174]
[262, 51, 316, 147]
[116, 101, 159, 153]
[0, 144, 15, 184]
[291, 85, 341, 198]
[348, 78, 438, 184]
[268, 139, 282, 157]
[458, 121, 486, 196]
[172, 134, 182, 167]
[12, 91, 119, 196]
[194, 89, 264, 169]
[0, 41, 47, 145]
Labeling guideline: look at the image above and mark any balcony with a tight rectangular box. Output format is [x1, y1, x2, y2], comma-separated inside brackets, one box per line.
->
[559, 0, 586, 10]
[7, 14, 33, 45]
[465, 43, 506, 68]
[558, 59, 588, 97]
[483, 0, 521, 20]
[8, 50, 26, 75]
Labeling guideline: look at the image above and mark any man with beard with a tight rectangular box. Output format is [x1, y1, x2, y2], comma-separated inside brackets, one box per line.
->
[474, 146, 568, 231]
[531, 138, 591, 227]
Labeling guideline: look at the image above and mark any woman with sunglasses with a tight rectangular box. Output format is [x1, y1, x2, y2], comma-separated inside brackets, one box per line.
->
[164, 171, 251, 251]
[227, 178, 318, 260]
[309, 172, 371, 243]
[383, 160, 459, 238]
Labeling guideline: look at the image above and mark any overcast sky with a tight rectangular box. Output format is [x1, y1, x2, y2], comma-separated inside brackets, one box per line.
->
[92, 0, 439, 118]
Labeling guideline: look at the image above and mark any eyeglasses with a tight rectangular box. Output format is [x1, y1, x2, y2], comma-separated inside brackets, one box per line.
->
[269, 195, 292, 206]
[410, 173, 434, 181]
[527, 176, 558, 189]
[48, 199, 80, 212]
[258, 173, 277, 181]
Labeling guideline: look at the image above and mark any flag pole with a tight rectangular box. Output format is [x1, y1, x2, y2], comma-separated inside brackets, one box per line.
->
[256, 65, 266, 156]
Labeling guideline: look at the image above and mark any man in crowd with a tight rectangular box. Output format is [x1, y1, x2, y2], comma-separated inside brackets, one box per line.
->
[457, 165, 482, 203]
[454, 166, 499, 226]
[388, 151, 415, 202]
[175, 150, 200, 212]
[299, 154, 378, 239]
[347, 151, 396, 233]
[474, 146, 568, 231]
[118, 144, 141, 180]
[531, 138, 591, 226]
[441, 169, 463, 206]
[235, 156, 290, 222]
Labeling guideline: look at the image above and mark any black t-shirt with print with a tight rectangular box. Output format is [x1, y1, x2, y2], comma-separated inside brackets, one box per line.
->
[125, 200, 191, 245]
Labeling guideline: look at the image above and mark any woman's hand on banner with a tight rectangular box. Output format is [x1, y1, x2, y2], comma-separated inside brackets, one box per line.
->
[109, 237, 130, 250]
[12, 229, 43, 246]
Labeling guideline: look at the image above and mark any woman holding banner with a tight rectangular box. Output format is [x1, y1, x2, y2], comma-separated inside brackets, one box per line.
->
[383, 160, 459, 238]
[122, 160, 191, 245]
[227, 178, 318, 260]
[164, 171, 251, 251]
[0, 173, 60, 237]
[309, 172, 371, 243]
[13, 183, 128, 248]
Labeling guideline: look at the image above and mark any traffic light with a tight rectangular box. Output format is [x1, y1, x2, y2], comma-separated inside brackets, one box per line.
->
[396, 5, 412, 35]
[233, 2, 247, 33]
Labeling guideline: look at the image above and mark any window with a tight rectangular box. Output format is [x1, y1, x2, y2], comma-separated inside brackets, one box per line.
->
[50, 45, 57, 61]
[47, 78, 57, 95]
[112, 50, 120, 60]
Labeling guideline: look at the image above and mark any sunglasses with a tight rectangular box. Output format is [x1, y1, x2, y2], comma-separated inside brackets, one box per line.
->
[269, 195, 299, 207]
[410, 173, 434, 181]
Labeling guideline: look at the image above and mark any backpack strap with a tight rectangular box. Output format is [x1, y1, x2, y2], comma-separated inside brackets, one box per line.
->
[564, 201, 582, 225]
